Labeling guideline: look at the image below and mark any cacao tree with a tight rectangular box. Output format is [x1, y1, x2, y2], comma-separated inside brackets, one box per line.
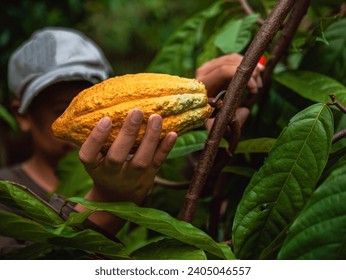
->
[1, 0, 346, 260]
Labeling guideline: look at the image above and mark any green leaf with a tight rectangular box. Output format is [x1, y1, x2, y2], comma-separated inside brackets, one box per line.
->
[232, 103, 334, 259]
[301, 18, 346, 85]
[0, 104, 18, 131]
[168, 131, 208, 159]
[319, 146, 346, 185]
[0, 211, 126, 258]
[314, 16, 340, 45]
[258, 223, 292, 260]
[214, 14, 259, 54]
[274, 70, 346, 105]
[168, 130, 228, 159]
[279, 154, 346, 259]
[69, 197, 236, 260]
[133, 238, 207, 260]
[117, 225, 163, 255]
[146, 1, 224, 76]
[235, 138, 276, 154]
[196, 32, 221, 67]
[64, 210, 93, 227]
[55, 150, 93, 197]
[0, 181, 64, 226]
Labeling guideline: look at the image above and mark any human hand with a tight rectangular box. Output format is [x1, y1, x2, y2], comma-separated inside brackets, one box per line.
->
[78, 109, 177, 204]
[195, 53, 265, 98]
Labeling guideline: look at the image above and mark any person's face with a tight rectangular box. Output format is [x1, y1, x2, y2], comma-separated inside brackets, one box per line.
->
[17, 81, 92, 166]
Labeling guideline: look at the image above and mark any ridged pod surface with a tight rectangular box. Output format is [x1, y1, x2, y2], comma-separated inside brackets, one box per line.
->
[52, 73, 212, 152]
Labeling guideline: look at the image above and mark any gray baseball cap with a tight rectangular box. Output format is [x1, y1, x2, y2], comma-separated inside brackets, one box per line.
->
[8, 27, 113, 113]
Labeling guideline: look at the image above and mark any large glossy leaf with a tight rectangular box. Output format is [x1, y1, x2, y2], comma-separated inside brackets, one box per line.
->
[0, 181, 64, 226]
[214, 14, 259, 54]
[168, 130, 228, 159]
[146, 1, 224, 76]
[70, 197, 235, 260]
[55, 150, 93, 197]
[132, 238, 207, 260]
[232, 103, 334, 259]
[0, 211, 126, 258]
[278, 154, 346, 259]
[274, 70, 346, 105]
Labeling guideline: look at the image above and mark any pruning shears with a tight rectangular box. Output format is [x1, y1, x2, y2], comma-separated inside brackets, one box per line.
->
[208, 90, 226, 118]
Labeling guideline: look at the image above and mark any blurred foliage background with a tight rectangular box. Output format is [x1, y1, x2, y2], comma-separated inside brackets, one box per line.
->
[0, 0, 216, 106]
[1, 0, 346, 259]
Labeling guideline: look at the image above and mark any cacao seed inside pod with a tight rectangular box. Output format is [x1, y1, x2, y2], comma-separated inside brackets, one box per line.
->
[51, 73, 212, 152]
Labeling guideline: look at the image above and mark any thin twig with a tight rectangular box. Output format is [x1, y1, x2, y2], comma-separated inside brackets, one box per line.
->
[326, 94, 346, 144]
[327, 94, 346, 114]
[154, 176, 190, 189]
[180, 0, 297, 223]
[239, 0, 265, 25]
[332, 128, 346, 143]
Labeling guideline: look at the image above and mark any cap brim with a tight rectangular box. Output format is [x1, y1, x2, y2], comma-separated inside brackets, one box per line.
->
[18, 64, 109, 113]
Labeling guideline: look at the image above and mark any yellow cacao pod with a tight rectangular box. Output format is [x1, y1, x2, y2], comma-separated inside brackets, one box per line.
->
[51, 73, 212, 152]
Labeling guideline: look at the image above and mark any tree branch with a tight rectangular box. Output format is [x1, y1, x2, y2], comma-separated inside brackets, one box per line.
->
[239, 0, 265, 25]
[327, 94, 346, 114]
[180, 0, 297, 223]
[333, 128, 346, 143]
[326, 94, 346, 144]
[207, 118, 241, 238]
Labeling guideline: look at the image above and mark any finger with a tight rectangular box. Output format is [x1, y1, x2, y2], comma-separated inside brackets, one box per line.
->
[247, 77, 258, 94]
[204, 118, 214, 131]
[196, 54, 243, 77]
[256, 75, 263, 89]
[79, 116, 112, 169]
[106, 108, 144, 165]
[198, 64, 239, 97]
[130, 114, 162, 170]
[256, 63, 265, 72]
[235, 107, 250, 127]
[251, 64, 265, 79]
[151, 132, 178, 171]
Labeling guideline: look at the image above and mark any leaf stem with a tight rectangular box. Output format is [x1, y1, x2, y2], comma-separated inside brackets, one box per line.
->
[327, 94, 346, 114]
[326, 94, 346, 143]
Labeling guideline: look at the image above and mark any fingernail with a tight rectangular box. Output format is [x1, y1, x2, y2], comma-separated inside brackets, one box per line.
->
[256, 63, 265, 71]
[248, 78, 257, 88]
[97, 117, 112, 131]
[131, 109, 143, 124]
[167, 132, 178, 144]
[150, 114, 162, 130]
